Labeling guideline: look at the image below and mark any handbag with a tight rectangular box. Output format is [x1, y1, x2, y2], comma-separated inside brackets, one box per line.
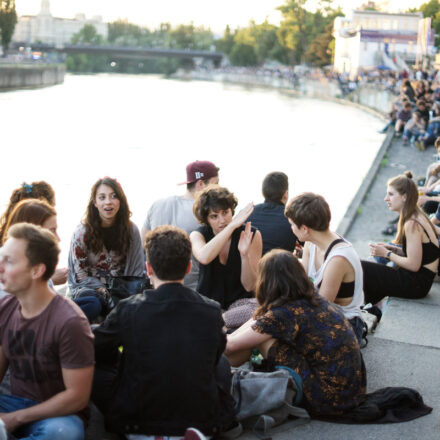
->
[106, 276, 151, 306]
[231, 365, 310, 437]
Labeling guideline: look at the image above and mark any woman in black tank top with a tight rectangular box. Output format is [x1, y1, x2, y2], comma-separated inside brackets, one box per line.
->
[190, 186, 262, 310]
[362, 171, 439, 304]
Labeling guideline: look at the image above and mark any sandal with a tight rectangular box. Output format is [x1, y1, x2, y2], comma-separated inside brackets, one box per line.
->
[381, 224, 397, 236]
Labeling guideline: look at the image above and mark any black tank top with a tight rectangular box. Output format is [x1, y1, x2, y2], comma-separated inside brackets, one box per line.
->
[196, 224, 254, 309]
[402, 220, 440, 266]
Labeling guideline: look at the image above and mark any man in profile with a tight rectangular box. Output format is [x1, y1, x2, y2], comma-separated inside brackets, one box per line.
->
[93, 225, 237, 438]
[249, 171, 297, 254]
[0, 223, 94, 439]
[141, 160, 219, 289]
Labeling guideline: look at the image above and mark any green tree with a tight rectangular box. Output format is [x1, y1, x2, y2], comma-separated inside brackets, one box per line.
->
[0, 0, 17, 54]
[71, 24, 103, 45]
[229, 43, 257, 66]
[277, 0, 308, 63]
[67, 24, 108, 72]
[215, 25, 235, 55]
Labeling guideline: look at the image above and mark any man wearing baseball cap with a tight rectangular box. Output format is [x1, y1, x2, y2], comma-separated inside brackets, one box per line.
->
[141, 160, 219, 290]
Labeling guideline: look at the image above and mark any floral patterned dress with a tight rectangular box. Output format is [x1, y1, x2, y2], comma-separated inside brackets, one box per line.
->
[252, 297, 366, 416]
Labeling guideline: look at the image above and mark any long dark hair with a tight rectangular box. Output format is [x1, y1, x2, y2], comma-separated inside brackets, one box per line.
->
[83, 177, 131, 254]
[0, 181, 55, 244]
[254, 250, 318, 318]
[389, 171, 437, 244]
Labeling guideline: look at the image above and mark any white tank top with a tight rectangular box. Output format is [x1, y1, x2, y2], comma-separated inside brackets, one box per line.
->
[308, 240, 364, 319]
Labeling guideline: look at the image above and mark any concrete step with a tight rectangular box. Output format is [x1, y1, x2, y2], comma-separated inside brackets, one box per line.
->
[374, 289, 440, 348]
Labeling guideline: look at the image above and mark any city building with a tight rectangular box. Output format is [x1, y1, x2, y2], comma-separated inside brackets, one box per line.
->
[333, 9, 435, 77]
[13, 0, 108, 47]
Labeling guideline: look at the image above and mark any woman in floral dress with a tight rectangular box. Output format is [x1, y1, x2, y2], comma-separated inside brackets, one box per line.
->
[225, 250, 366, 416]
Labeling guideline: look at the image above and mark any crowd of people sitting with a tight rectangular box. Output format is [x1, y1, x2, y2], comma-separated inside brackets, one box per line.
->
[0, 158, 435, 439]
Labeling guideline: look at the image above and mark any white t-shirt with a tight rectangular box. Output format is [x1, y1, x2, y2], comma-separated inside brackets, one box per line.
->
[143, 195, 199, 290]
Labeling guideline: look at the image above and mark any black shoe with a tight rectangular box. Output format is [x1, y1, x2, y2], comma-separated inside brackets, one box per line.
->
[388, 216, 399, 224]
[381, 224, 397, 235]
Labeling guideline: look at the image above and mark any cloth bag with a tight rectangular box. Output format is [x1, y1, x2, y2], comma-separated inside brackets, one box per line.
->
[231, 366, 310, 437]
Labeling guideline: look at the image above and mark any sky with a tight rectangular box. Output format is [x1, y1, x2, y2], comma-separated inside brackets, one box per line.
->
[16, 1, 428, 33]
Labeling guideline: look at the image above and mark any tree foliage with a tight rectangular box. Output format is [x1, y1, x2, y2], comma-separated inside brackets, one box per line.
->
[0, 0, 17, 54]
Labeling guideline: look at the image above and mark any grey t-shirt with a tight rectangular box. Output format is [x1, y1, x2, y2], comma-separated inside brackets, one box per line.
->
[143, 195, 200, 290]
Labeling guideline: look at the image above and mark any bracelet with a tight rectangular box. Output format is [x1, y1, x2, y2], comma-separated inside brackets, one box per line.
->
[386, 250, 392, 259]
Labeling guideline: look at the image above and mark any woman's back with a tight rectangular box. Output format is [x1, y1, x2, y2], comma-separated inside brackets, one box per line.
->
[253, 296, 366, 415]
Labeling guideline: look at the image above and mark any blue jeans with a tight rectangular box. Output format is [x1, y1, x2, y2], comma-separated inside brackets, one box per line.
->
[0, 394, 84, 440]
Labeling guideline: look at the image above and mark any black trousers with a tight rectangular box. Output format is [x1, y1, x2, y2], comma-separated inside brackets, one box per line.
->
[361, 260, 435, 305]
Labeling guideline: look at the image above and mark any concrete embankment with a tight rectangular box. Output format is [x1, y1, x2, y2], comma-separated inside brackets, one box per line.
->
[0, 63, 65, 90]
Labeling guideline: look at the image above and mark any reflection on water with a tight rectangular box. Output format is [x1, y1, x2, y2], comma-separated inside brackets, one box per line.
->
[0, 74, 385, 263]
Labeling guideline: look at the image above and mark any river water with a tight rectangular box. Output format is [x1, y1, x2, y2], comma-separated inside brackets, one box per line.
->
[0, 74, 385, 264]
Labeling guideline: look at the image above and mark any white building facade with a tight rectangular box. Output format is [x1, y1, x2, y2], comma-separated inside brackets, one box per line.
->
[334, 10, 435, 77]
[13, 0, 108, 47]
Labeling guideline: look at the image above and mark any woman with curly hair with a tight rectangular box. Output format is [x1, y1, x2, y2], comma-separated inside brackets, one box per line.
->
[190, 185, 262, 310]
[0, 181, 55, 244]
[225, 250, 365, 417]
[68, 177, 145, 317]
[363, 171, 439, 304]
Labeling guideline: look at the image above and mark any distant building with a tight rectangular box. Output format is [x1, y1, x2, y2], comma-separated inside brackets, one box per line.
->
[333, 10, 435, 77]
[13, 0, 108, 47]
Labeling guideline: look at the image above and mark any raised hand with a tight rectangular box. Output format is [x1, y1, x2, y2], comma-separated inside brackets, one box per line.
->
[230, 202, 254, 230]
[238, 221, 254, 256]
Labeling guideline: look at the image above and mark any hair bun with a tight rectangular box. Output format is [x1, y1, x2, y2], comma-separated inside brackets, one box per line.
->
[404, 170, 413, 179]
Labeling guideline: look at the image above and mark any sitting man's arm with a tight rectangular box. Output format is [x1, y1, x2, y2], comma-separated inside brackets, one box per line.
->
[0, 346, 8, 384]
[0, 365, 94, 432]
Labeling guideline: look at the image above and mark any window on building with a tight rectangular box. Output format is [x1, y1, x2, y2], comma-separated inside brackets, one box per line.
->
[364, 41, 368, 51]
[403, 21, 408, 31]
[409, 41, 413, 53]
[393, 20, 399, 30]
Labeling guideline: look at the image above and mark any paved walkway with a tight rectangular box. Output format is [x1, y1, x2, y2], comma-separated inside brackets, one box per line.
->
[95, 132, 440, 440]
[241, 133, 440, 440]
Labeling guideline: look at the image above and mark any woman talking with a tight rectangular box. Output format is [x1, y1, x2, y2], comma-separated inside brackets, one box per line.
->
[68, 177, 145, 317]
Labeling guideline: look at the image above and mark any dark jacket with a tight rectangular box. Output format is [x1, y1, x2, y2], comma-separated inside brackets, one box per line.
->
[94, 283, 227, 436]
[249, 201, 297, 255]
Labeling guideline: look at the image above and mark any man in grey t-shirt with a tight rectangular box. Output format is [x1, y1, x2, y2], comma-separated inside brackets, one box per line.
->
[142, 160, 219, 289]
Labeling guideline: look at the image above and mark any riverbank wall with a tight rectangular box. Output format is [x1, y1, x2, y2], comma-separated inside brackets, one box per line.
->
[0, 64, 65, 90]
[176, 70, 396, 117]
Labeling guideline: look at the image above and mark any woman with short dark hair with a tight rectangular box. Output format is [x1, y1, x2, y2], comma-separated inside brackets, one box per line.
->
[68, 177, 145, 318]
[190, 185, 262, 310]
[225, 250, 366, 417]
[285, 192, 365, 344]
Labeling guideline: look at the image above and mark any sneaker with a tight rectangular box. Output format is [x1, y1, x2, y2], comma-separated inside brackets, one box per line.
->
[184, 428, 207, 440]
[394, 131, 402, 138]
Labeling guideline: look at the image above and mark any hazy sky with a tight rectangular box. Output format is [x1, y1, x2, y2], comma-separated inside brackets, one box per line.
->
[16, 1, 427, 32]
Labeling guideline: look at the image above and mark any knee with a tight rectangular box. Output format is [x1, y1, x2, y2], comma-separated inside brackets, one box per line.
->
[39, 416, 84, 440]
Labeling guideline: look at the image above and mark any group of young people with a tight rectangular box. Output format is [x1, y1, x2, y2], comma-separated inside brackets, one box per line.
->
[0, 157, 436, 439]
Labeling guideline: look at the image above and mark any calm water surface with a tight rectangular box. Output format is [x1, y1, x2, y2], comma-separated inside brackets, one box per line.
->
[0, 74, 385, 264]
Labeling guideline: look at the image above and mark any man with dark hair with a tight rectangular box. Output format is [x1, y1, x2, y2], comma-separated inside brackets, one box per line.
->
[249, 171, 297, 254]
[0, 223, 94, 439]
[141, 160, 219, 289]
[93, 225, 237, 438]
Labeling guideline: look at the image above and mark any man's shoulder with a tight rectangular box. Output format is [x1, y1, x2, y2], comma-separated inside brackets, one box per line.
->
[0, 294, 18, 314]
[50, 295, 91, 327]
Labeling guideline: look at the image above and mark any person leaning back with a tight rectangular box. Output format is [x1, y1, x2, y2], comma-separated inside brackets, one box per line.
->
[0, 223, 94, 439]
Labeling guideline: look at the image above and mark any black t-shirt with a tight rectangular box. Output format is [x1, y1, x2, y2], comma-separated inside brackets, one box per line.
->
[249, 201, 297, 255]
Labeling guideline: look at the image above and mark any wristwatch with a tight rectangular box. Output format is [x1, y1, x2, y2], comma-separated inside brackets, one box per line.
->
[386, 250, 392, 259]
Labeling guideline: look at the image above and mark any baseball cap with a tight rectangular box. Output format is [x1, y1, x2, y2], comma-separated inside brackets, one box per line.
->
[179, 160, 219, 185]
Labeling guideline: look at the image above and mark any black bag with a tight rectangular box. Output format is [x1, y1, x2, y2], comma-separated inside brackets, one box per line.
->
[107, 276, 151, 306]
